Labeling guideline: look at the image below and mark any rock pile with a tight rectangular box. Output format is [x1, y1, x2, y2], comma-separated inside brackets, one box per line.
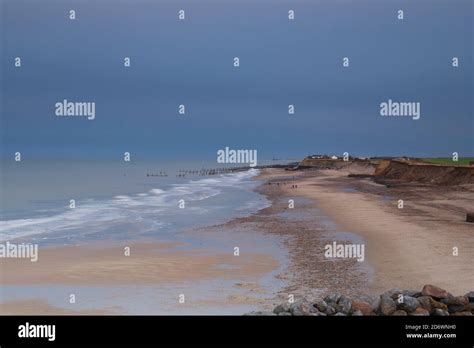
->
[252, 285, 474, 316]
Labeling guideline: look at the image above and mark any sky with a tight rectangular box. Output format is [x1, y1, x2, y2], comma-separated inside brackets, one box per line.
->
[1, 0, 473, 161]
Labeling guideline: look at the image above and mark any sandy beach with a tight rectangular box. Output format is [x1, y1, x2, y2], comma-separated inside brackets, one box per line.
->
[0, 239, 280, 314]
[1, 166, 473, 314]
[0, 241, 277, 285]
[255, 167, 474, 296]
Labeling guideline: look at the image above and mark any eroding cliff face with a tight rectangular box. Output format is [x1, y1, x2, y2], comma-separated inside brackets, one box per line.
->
[374, 160, 474, 186]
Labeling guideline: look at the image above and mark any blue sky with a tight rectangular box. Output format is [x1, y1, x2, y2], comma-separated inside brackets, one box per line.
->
[1, 0, 473, 160]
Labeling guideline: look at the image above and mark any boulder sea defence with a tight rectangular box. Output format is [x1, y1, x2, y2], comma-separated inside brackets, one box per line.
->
[247, 285, 474, 316]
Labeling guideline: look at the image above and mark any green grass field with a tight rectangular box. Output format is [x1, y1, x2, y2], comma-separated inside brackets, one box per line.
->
[422, 158, 474, 166]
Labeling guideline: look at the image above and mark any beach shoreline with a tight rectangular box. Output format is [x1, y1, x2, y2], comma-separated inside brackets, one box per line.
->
[1, 166, 473, 314]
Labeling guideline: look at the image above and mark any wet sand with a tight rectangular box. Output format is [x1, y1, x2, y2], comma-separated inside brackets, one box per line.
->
[0, 240, 279, 314]
[0, 299, 112, 315]
[0, 241, 277, 285]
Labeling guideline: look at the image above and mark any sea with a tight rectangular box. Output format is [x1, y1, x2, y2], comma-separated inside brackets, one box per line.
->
[0, 159, 274, 245]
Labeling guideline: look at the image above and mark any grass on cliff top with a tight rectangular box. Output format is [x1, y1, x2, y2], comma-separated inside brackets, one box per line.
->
[422, 157, 474, 166]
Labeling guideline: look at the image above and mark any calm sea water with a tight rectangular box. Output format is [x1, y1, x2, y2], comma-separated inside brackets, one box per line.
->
[0, 159, 272, 244]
